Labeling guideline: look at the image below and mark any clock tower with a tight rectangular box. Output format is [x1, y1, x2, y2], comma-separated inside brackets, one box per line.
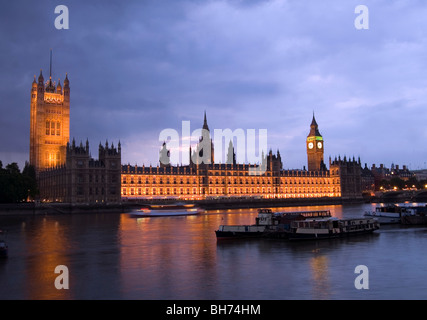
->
[306, 113, 324, 171]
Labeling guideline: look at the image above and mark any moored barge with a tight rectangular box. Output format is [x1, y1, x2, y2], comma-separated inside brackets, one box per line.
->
[215, 208, 331, 240]
[288, 217, 380, 241]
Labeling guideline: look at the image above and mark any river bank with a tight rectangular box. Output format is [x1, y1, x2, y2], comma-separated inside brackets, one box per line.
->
[0, 196, 369, 215]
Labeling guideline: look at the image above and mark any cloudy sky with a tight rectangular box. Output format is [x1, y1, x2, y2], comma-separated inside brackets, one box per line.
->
[1, 0, 427, 170]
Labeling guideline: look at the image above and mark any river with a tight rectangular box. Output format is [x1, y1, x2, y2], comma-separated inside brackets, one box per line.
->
[0, 203, 426, 300]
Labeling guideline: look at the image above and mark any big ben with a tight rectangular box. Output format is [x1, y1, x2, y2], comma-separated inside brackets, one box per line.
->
[306, 113, 324, 171]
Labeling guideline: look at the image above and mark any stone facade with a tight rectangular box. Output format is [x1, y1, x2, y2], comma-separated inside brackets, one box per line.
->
[121, 114, 363, 200]
[30, 69, 70, 174]
[38, 140, 121, 204]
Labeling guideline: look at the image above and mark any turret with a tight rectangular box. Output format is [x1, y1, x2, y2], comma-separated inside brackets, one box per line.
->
[63, 73, 70, 101]
[56, 79, 62, 94]
[38, 69, 44, 85]
[31, 75, 37, 99]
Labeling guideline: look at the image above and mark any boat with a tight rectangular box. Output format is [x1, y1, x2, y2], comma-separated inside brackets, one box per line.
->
[129, 202, 204, 217]
[288, 217, 380, 241]
[400, 205, 427, 225]
[365, 204, 427, 225]
[0, 230, 8, 258]
[364, 205, 403, 224]
[215, 208, 332, 240]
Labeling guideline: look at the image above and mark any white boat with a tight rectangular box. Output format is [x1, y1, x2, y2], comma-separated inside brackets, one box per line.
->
[288, 217, 380, 241]
[129, 203, 203, 217]
[364, 205, 403, 224]
[215, 209, 332, 240]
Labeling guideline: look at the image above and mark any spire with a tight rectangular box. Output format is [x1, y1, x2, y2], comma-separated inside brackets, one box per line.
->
[49, 49, 52, 79]
[311, 111, 317, 127]
[38, 69, 44, 84]
[45, 50, 55, 93]
[308, 112, 322, 137]
[202, 110, 209, 132]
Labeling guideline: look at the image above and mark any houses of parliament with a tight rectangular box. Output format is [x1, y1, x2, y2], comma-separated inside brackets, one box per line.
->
[120, 113, 362, 201]
[31, 60, 362, 204]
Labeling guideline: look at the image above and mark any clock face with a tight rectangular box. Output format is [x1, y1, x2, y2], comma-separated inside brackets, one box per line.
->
[317, 142, 323, 149]
[308, 142, 314, 149]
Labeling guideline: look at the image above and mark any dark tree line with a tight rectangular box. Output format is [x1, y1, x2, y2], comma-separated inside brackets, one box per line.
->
[379, 176, 427, 191]
[0, 161, 38, 203]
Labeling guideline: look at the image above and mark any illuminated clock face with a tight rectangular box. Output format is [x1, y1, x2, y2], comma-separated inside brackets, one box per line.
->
[308, 142, 314, 149]
[317, 142, 323, 149]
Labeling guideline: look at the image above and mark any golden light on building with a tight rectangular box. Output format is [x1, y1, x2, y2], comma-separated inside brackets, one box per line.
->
[30, 51, 70, 174]
[119, 113, 361, 201]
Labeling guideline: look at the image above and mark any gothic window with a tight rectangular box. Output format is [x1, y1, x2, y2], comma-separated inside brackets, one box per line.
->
[56, 122, 60, 136]
[50, 121, 55, 135]
[46, 121, 50, 135]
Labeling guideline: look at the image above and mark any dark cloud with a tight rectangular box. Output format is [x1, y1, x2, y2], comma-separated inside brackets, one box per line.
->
[1, 0, 427, 170]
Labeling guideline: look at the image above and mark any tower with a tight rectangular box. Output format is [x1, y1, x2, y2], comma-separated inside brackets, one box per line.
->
[30, 51, 70, 174]
[226, 140, 236, 165]
[190, 111, 214, 165]
[306, 113, 325, 171]
[159, 141, 171, 167]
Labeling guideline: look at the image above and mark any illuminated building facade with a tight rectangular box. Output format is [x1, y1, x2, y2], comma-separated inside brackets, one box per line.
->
[121, 114, 363, 200]
[30, 66, 70, 174]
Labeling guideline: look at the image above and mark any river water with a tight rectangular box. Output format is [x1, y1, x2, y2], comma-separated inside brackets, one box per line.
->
[0, 203, 426, 300]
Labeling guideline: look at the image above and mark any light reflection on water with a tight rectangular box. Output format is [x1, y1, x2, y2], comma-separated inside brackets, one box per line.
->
[1, 203, 427, 299]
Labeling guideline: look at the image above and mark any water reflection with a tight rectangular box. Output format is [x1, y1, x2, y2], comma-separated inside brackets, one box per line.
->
[310, 255, 330, 300]
[2, 203, 427, 299]
[119, 214, 220, 299]
[22, 217, 72, 300]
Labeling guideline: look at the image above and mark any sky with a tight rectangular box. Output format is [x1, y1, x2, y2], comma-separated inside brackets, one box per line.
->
[1, 0, 427, 171]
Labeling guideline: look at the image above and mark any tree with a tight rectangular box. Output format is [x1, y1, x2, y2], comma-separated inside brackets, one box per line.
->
[22, 162, 38, 200]
[0, 161, 38, 203]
